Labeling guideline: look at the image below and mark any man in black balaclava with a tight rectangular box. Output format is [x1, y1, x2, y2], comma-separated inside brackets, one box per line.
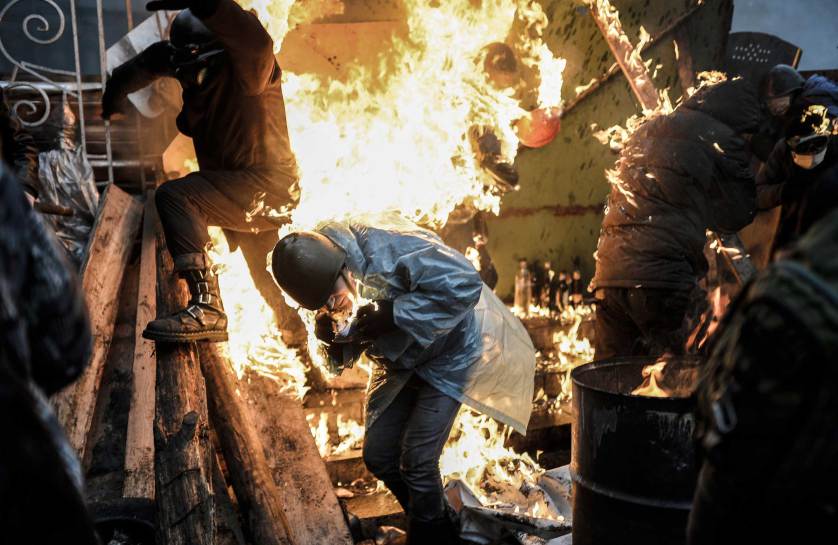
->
[760, 104, 838, 256]
[103, 0, 298, 343]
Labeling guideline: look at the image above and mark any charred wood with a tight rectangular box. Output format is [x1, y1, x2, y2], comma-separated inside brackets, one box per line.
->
[52, 184, 143, 460]
[153, 229, 215, 545]
[244, 371, 354, 545]
[197, 343, 296, 545]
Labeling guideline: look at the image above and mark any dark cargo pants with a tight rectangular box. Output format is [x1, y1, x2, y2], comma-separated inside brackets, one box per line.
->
[594, 287, 699, 360]
[155, 171, 278, 269]
[362, 374, 461, 523]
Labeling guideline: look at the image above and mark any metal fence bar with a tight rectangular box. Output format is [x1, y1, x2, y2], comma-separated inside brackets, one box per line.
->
[124, 0, 147, 191]
[69, 0, 87, 156]
[95, 0, 114, 184]
[125, 0, 134, 29]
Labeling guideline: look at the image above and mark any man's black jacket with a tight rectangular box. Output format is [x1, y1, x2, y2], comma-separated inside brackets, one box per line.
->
[107, 0, 298, 209]
[592, 79, 761, 291]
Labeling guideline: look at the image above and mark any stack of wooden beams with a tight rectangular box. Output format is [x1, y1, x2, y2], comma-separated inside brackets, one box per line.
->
[51, 185, 353, 545]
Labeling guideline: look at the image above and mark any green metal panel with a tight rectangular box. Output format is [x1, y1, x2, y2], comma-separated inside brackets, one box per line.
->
[487, 0, 731, 298]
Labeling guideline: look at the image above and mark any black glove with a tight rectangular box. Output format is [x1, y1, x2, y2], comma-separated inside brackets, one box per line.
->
[102, 41, 173, 120]
[101, 78, 131, 120]
[352, 300, 396, 342]
[314, 310, 337, 344]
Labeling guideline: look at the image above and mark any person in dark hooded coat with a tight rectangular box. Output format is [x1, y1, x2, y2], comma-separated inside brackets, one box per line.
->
[754, 65, 838, 208]
[0, 164, 98, 544]
[591, 78, 761, 360]
[759, 104, 838, 256]
[688, 208, 838, 545]
[103, 0, 298, 343]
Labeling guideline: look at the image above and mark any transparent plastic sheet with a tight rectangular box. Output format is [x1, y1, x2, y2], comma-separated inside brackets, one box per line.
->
[460, 285, 537, 434]
[317, 214, 535, 434]
[37, 148, 99, 266]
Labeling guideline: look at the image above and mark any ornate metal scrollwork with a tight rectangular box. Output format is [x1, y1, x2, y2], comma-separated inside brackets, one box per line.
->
[19, 0, 66, 44]
[4, 82, 51, 126]
[0, 0, 75, 127]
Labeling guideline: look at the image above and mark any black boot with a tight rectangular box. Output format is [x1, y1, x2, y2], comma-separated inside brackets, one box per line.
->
[143, 267, 228, 342]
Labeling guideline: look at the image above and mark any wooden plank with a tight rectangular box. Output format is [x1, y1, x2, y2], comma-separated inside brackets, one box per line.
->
[153, 227, 215, 545]
[211, 451, 248, 545]
[244, 371, 354, 545]
[123, 191, 158, 499]
[587, 0, 662, 112]
[52, 184, 143, 459]
[563, 1, 705, 118]
[197, 343, 296, 545]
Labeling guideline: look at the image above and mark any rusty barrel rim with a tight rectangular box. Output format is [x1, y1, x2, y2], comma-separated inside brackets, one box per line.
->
[571, 355, 703, 402]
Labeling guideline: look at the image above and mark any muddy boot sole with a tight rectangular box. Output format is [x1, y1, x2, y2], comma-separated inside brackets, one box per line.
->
[142, 328, 229, 343]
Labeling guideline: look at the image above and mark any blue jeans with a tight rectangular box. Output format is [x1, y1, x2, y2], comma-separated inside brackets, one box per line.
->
[363, 374, 461, 522]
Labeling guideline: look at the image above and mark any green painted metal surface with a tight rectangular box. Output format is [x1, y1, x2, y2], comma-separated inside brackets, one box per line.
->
[487, 0, 731, 297]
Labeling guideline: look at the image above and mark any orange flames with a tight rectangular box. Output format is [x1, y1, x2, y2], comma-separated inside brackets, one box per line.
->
[207, 0, 568, 390]
[243, 0, 566, 230]
[631, 359, 670, 398]
[190, 1, 577, 521]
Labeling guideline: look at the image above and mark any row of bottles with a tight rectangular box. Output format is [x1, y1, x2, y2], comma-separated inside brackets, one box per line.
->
[514, 259, 584, 313]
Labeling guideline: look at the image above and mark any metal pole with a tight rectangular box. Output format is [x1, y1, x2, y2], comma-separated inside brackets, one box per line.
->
[96, 0, 114, 184]
[124, 0, 134, 30]
[69, 0, 87, 156]
[124, 0, 148, 191]
[587, 0, 661, 112]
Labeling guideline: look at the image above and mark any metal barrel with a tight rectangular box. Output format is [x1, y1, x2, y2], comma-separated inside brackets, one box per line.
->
[570, 356, 702, 545]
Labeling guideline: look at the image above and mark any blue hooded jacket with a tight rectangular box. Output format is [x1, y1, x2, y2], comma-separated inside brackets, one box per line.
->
[316, 215, 536, 433]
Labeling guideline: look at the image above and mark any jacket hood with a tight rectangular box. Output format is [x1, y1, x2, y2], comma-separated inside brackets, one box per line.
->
[800, 75, 838, 118]
[682, 78, 762, 134]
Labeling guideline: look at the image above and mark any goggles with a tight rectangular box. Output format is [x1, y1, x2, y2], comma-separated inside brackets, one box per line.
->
[787, 134, 829, 155]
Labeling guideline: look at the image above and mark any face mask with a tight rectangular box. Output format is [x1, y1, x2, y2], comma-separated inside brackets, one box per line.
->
[171, 46, 225, 89]
[791, 147, 828, 170]
[767, 95, 792, 116]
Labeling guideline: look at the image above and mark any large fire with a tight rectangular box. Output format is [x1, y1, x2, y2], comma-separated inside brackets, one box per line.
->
[192, 0, 582, 525]
[239, 0, 566, 229]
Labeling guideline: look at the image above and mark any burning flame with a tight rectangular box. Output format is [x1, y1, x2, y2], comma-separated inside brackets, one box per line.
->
[240, 0, 566, 230]
[215, 0, 567, 382]
[208, 227, 311, 398]
[631, 359, 670, 398]
[553, 306, 594, 371]
[440, 408, 563, 521]
[178, 1, 575, 521]
[307, 412, 366, 459]
[198, 0, 567, 389]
